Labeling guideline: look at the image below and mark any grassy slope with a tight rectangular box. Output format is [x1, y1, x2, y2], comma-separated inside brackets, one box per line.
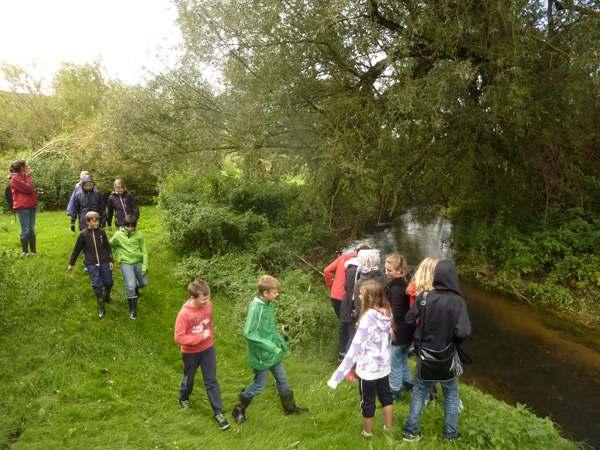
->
[0, 209, 578, 449]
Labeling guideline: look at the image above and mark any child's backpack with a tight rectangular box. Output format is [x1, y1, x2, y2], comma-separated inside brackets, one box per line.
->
[5, 184, 13, 212]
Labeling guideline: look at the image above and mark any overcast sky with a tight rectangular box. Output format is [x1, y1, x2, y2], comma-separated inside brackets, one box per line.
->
[0, 0, 182, 89]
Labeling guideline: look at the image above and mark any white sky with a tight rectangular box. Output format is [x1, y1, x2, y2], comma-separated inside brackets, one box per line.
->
[0, 0, 182, 90]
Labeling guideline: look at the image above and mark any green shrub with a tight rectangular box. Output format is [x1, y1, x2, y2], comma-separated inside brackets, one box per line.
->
[29, 155, 78, 211]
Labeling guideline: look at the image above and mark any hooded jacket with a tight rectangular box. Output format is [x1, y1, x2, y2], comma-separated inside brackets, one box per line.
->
[328, 308, 392, 387]
[71, 175, 105, 230]
[405, 260, 471, 351]
[68, 227, 113, 267]
[110, 229, 148, 272]
[174, 299, 215, 353]
[106, 190, 139, 228]
[244, 296, 288, 371]
[10, 172, 38, 210]
[385, 276, 416, 346]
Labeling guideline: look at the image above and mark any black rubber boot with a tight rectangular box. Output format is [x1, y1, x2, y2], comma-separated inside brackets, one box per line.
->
[97, 298, 106, 319]
[232, 392, 252, 424]
[28, 234, 36, 254]
[128, 297, 138, 320]
[20, 238, 28, 256]
[279, 390, 309, 415]
[104, 287, 112, 304]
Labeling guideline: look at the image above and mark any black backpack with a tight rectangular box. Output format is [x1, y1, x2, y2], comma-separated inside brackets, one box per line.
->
[5, 184, 13, 211]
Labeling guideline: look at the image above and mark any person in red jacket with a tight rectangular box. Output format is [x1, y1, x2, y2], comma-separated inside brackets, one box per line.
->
[174, 279, 230, 430]
[324, 243, 369, 360]
[9, 160, 38, 256]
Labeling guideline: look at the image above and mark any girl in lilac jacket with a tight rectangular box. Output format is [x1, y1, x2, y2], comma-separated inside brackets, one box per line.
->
[327, 279, 394, 438]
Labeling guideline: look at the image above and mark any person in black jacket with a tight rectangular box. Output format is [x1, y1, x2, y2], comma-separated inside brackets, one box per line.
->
[67, 211, 114, 319]
[70, 174, 106, 231]
[402, 259, 471, 442]
[384, 253, 415, 400]
[106, 178, 139, 230]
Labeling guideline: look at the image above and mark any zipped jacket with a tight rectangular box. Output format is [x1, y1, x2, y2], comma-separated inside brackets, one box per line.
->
[71, 176, 105, 229]
[385, 276, 415, 346]
[323, 251, 357, 301]
[10, 173, 38, 210]
[69, 228, 113, 266]
[110, 229, 148, 272]
[243, 296, 288, 371]
[106, 191, 139, 228]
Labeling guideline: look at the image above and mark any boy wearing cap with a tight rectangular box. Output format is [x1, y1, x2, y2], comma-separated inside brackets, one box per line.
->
[67, 211, 114, 319]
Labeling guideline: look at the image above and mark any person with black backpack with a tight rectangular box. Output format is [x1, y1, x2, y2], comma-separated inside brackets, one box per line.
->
[8, 160, 38, 256]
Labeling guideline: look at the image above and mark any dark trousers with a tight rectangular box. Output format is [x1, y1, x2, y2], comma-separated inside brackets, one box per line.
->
[339, 321, 356, 355]
[330, 299, 341, 319]
[359, 375, 393, 418]
[86, 263, 113, 299]
[179, 346, 223, 414]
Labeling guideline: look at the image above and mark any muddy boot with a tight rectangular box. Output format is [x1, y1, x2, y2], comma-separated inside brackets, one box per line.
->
[20, 238, 28, 256]
[28, 235, 36, 254]
[97, 298, 106, 319]
[279, 390, 309, 415]
[128, 297, 138, 320]
[232, 392, 252, 424]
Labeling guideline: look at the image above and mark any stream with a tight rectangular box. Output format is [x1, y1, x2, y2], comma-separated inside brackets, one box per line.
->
[354, 214, 600, 448]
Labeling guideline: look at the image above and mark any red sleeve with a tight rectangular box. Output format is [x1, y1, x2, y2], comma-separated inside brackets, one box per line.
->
[406, 282, 417, 308]
[173, 311, 209, 346]
[323, 258, 338, 290]
[11, 175, 35, 194]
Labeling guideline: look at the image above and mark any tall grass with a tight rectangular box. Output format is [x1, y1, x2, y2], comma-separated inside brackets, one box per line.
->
[0, 209, 579, 449]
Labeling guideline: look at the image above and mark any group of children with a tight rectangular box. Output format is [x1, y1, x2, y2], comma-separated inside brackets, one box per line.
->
[325, 247, 471, 441]
[67, 175, 147, 320]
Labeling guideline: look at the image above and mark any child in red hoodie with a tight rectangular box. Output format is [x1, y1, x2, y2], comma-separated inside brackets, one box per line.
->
[174, 279, 230, 430]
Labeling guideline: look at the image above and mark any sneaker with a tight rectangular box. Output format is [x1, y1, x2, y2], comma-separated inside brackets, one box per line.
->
[214, 412, 230, 430]
[403, 431, 421, 442]
[361, 430, 373, 438]
[444, 432, 461, 441]
[179, 399, 191, 409]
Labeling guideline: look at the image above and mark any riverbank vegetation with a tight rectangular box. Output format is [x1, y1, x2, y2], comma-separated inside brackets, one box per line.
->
[2, 5, 599, 321]
[0, 209, 580, 449]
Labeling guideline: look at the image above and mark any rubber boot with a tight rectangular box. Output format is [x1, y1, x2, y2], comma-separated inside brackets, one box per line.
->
[28, 234, 36, 254]
[128, 297, 138, 320]
[232, 392, 252, 424]
[279, 390, 309, 415]
[97, 298, 106, 319]
[20, 238, 28, 256]
[104, 286, 112, 304]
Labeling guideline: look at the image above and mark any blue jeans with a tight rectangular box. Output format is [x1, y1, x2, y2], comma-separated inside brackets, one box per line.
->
[242, 362, 291, 399]
[389, 344, 413, 392]
[16, 208, 36, 240]
[86, 263, 113, 299]
[403, 376, 461, 438]
[120, 262, 148, 298]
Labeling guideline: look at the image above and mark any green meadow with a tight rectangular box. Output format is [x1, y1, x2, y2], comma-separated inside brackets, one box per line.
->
[0, 208, 578, 449]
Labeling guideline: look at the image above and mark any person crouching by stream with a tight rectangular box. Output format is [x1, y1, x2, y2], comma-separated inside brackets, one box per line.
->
[67, 211, 114, 319]
[402, 259, 471, 442]
[232, 275, 308, 424]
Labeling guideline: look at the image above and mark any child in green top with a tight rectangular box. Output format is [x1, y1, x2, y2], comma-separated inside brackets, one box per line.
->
[110, 214, 148, 319]
[232, 275, 309, 424]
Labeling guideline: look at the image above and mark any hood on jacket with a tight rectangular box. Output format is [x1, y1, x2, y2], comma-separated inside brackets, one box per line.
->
[81, 174, 95, 190]
[370, 308, 392, 332]
[433, 260, 461, 295]
[344, 256, 360, 269]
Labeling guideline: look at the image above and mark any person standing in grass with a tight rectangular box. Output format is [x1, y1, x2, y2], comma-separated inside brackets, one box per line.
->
[327, 279, 394, 438]
[174, 279, 230, 431]
[110, 215, 148, 320]
[402, 259, 471, 442]
[232, 275, 309, 424]
[66, 171, 92, 218]
[70, 174, 106, 232]
[8, 160, 38, 256]
[106, 178, 139, 231]
[67, 211, 114, 319]
[384, 252, 415, 401]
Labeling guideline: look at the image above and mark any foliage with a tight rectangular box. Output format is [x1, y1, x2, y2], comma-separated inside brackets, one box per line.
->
[28, 154, 78, 211]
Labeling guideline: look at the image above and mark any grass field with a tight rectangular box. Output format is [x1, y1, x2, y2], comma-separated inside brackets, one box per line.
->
[0, 208, 579, 449]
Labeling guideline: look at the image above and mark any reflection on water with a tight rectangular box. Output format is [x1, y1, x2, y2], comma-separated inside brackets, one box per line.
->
[351, 214, 600, 448]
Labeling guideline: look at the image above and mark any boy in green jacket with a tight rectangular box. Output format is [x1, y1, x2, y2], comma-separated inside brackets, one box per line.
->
[110, 214, 148, 319]
[232, 275, 309, 424]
